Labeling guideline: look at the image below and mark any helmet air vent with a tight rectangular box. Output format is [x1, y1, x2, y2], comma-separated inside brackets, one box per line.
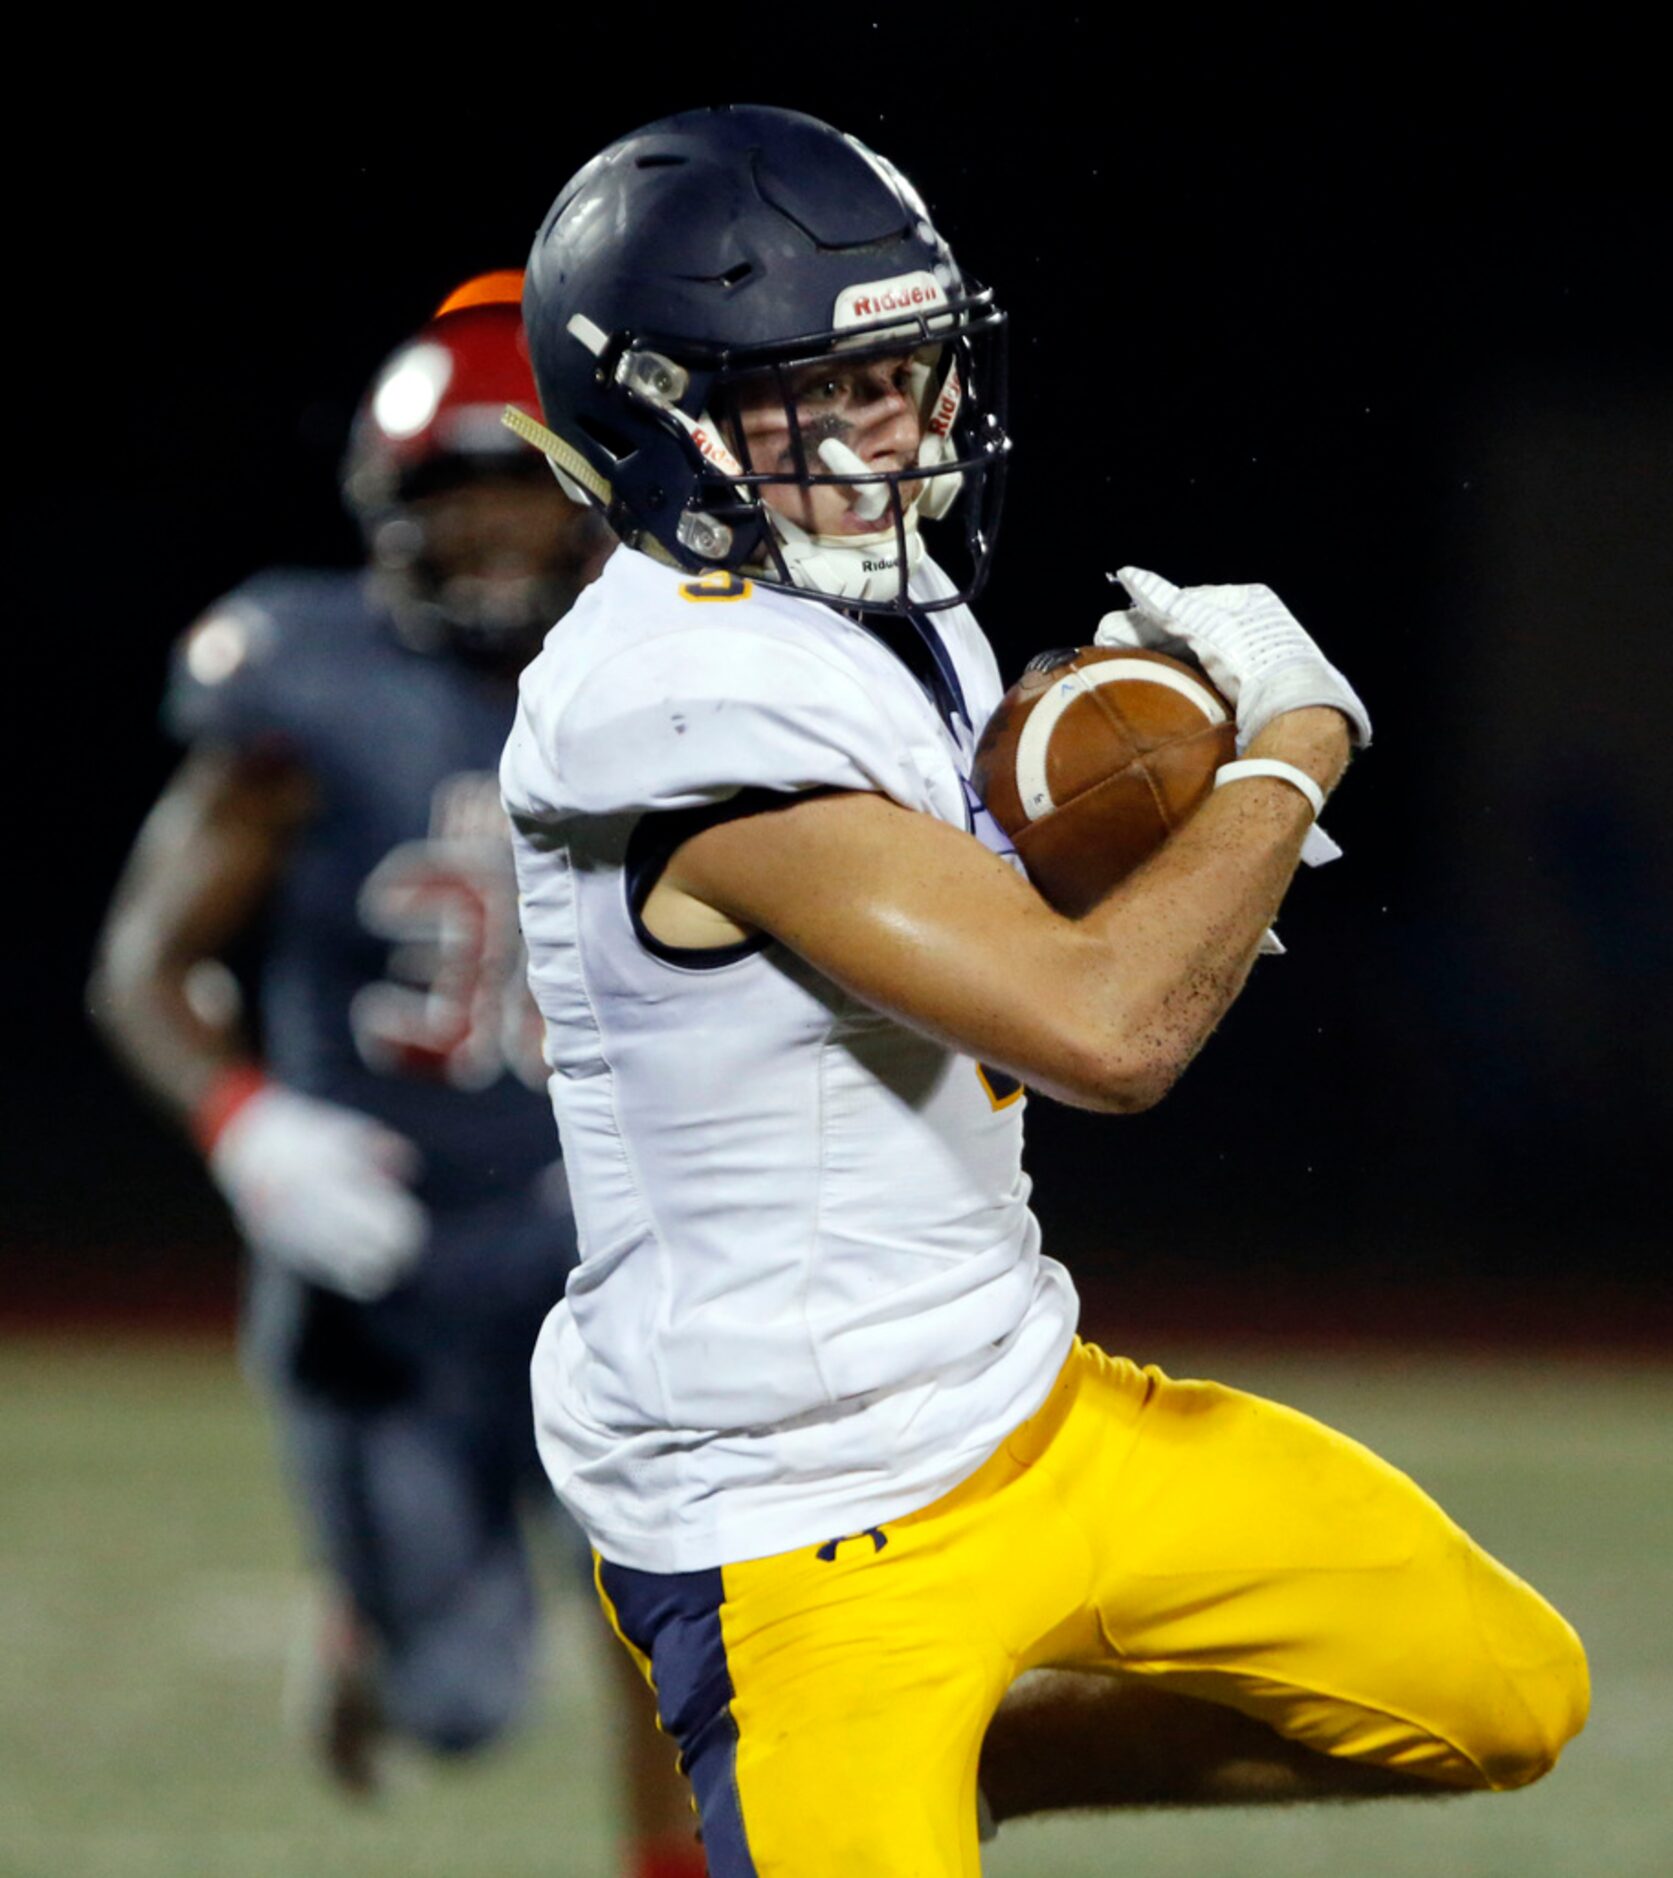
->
[672, 260, 757, 290]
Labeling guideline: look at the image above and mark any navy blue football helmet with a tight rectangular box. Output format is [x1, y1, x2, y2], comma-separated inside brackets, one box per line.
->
[521, 105, 1009, 613]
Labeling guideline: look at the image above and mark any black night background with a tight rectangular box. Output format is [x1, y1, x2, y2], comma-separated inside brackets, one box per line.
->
[10, 26, 1669, 1343]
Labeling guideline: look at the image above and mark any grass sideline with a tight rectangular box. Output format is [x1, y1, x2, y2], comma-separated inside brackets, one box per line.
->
[1, 1337, 1668, 1876]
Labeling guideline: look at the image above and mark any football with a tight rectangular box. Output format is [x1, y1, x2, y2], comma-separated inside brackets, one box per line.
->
[972, 647, 1235, 915]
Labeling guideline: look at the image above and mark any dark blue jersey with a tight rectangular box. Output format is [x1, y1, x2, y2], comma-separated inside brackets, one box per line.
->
[167, 569, 559, 1214]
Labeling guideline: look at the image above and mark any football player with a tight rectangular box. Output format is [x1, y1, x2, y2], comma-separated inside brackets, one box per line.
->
[89, 275, 705, 1878]
[500, 109, 1590, 1876]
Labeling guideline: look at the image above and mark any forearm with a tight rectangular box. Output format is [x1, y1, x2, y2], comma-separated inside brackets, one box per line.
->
[1070, 708, 1351, 1106]
[88, 937, 253, 1123]
[663, 712, 1352, 1115]
[88, 746, 311, 1132]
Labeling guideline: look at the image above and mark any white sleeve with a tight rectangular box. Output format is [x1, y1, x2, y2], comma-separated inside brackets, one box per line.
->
[548, 625, 927, 819]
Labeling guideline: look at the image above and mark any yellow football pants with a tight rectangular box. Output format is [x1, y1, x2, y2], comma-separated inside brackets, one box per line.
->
[596, 1339, 1589, 1876]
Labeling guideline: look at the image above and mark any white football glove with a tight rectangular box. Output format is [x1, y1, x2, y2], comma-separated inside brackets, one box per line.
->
[207, 1083, 428, 1300]
[1095, 566, 1372, 750]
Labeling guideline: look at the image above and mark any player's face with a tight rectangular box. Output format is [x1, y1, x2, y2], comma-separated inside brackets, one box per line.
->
[413, 472, 597, 588]
[407, 471, 607, 632]
[730, 351, 923, 536]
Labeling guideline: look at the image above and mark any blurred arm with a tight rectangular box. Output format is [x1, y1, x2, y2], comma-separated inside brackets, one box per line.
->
[87, 744, 315, 1121]
[648, 708, 1351, 1114]
[89, 745, 429, 1299]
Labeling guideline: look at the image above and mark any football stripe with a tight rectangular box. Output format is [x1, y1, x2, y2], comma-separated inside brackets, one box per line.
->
[1013, 659, 1228, 821]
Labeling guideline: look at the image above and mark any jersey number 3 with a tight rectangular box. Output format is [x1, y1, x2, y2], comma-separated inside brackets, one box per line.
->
[678, 571, 753, 603]
[351, 828, 546, 1092]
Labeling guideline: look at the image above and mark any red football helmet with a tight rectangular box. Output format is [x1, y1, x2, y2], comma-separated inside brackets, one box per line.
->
[342, 271, 543, 514]
[343, 272, 605, 656]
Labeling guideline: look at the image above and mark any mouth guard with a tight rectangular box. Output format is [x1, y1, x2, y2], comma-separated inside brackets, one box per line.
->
[817, 437, 890, 521]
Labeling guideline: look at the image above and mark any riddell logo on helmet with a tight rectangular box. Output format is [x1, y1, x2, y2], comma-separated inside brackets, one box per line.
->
[929, 366, 962, 438]
[849, 283, 939, 318]
[685, 418, 743, 478]
[833, 272, 944, 331]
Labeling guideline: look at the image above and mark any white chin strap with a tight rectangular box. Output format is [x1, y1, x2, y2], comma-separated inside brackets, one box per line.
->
[764, 503, 927, 605]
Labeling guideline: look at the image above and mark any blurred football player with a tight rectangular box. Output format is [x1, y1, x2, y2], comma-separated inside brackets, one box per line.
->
[90, 274, 705, 1878]
[497, 108, 1590, 1875]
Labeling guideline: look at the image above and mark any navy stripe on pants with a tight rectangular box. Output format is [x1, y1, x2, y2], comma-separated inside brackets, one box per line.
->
[600, 1560, 758, 1876]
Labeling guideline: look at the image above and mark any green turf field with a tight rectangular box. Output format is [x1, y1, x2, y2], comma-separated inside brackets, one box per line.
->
[1, 1337, 1667, 1876]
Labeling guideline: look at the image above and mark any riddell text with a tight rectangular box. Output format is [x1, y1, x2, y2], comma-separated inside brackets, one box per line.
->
[848, 284, 943, 318]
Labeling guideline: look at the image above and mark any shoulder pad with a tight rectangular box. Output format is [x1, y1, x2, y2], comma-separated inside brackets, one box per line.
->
[532, 621, 924, 821]
[161, 569, 363, 749]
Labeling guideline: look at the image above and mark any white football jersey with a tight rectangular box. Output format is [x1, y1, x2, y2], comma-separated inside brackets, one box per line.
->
[502, 547, 1078, 1571]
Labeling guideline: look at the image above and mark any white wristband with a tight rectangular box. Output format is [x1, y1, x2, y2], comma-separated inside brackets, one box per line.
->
[1214, 757, 1325, 820]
